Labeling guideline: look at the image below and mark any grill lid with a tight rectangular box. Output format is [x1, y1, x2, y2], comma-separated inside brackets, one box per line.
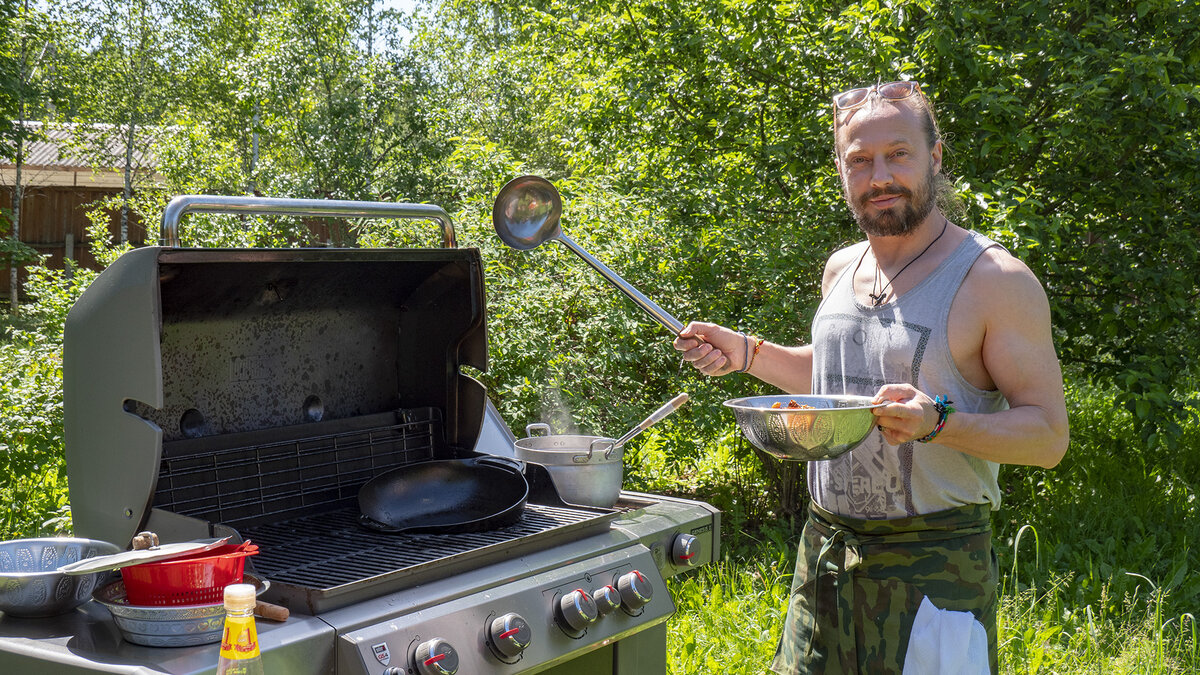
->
[65, 219, 487, 549]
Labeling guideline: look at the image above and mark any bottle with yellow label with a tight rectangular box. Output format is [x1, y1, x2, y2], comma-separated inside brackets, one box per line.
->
[216, 584, 266, 675]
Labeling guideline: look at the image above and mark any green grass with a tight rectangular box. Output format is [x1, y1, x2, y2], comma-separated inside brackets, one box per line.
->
[662, 383, 1199, 674]
[666, 559, 1198, 674]
[667, 554, 790, 672]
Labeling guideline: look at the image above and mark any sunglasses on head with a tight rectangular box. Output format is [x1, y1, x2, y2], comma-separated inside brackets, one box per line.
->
[833, 81, 923, 111]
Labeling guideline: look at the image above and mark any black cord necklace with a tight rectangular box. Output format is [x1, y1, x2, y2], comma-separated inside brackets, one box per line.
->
[857, 217, 949, 307]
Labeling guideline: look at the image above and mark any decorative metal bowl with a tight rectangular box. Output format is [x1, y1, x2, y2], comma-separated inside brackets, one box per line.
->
[724, 395, 884, 462]
[0, 537, 121, 618]
[93, 574, 268, 647]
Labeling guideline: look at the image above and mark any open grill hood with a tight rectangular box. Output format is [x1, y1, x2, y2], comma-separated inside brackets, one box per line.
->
[64, 245, 489, 549]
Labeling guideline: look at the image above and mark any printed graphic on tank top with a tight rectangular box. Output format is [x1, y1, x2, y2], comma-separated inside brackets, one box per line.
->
[808, 230, 1009, 520]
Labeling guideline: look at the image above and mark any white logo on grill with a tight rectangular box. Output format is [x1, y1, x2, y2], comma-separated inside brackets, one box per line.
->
[372, 642, 391, 665]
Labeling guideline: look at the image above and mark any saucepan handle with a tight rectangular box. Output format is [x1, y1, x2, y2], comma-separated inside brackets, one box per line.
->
[525, 422, 551, 438]
[588, 438, 617, 463]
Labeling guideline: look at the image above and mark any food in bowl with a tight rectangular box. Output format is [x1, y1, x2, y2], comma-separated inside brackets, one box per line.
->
[770, 400, 815, 409]
[772, 399, 818, 435]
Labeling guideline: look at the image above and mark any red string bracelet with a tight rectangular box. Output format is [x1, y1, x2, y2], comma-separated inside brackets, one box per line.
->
[743, 337, 764, 373]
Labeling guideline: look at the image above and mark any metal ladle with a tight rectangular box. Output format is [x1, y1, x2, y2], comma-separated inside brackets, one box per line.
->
[593, 392, 690, 460]
[611, 392, 690, 448]
[492, 175, 689, 335]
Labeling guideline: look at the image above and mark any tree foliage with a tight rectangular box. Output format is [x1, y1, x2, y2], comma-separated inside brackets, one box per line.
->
[41, 0, 449, 250]
[161, 0, 449, 210]
[0, 265, 95, 538]
[2, 0, 64, 307]
[424, 0, 1200, 454]
[1, 0, 1197, 532]
[0, 0, 21, 159]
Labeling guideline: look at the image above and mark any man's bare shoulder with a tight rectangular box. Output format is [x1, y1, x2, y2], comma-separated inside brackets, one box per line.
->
[822, 241, 869, 297]
[963, 244, 1050, 314]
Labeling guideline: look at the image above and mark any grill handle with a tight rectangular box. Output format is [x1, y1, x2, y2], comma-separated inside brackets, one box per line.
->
[160, 195, 456, 248]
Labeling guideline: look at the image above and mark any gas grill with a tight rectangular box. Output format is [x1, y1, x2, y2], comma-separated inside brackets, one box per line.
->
[0, 196, 719, 675]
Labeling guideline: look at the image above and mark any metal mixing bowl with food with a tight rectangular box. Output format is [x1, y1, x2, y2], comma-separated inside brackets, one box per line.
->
[0, 537, 121, 618]
[724, 394, 884, 461]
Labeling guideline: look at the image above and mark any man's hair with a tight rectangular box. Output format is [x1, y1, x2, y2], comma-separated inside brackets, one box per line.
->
[834, 91, 964, 221]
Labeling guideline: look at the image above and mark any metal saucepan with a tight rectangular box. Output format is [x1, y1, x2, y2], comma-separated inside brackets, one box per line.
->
[492, 175, 691, 336]
[357, 457, 529, 534]
[515, 427, 623, 508]
[514, 394, 689, 507]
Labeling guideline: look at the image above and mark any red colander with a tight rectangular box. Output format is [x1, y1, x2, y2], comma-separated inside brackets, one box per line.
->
[120, 541, 259, 606]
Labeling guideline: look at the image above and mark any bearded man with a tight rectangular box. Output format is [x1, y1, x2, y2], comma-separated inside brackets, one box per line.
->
[674, 81, 1069, 673]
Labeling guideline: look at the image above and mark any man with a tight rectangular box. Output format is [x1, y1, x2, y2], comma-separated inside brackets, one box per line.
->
[674, 81, 1069, 674]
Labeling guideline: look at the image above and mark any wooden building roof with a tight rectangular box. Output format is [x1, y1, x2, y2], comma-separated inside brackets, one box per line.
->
[1, 121, 163, 188]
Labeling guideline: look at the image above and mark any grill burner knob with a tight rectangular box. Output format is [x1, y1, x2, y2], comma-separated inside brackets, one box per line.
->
[616, 570, 653, 612]
[488, 612, 532, 658]
[414, 638, 459, 675]
[672, 533, 702, 566]
[592, 584, 622, 615]
[556, 589, 598, 634]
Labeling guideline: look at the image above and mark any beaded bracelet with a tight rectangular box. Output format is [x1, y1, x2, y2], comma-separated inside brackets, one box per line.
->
[915, 395, 955, 443]
[747, 337, 765, 371]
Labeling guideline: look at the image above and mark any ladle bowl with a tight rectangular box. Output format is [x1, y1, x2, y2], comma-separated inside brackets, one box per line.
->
[492, 175, 688, 335]
[491, 175, 564, 251]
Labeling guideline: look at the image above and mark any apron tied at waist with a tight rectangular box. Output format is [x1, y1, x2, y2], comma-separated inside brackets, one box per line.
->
[801, 501, 994, 673]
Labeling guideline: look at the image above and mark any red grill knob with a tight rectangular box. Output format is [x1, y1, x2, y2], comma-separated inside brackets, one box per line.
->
[592, 584, 621, 615]
[556, 589, 598, 633]
[616, 570, 653, 612]
[414, 638, 459, 675]
[672, 533, 701, 566]
[488, 612, 532, 659]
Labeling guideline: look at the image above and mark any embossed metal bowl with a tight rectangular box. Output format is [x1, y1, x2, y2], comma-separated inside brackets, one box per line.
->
[724, 395, 884, 462]
[93, 574, 268, 647]
[0, 537, 121, 618]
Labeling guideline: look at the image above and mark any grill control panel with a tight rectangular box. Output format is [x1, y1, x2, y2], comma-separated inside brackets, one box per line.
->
[338, 545, 673, 674]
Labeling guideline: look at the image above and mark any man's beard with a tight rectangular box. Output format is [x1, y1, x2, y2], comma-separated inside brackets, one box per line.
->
[845, 165, 937, 237]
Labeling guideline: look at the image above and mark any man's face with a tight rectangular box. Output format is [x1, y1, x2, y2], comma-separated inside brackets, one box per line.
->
[835, 101, 942, 237]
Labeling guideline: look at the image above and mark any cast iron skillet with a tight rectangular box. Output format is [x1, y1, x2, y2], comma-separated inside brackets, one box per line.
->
[357, 456, 529, 534]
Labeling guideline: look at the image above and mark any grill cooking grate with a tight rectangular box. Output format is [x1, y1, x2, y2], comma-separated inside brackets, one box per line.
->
[242, 504, 603, 588]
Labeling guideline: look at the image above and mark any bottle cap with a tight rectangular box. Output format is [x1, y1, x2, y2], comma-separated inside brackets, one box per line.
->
[223, 583, 257, 611]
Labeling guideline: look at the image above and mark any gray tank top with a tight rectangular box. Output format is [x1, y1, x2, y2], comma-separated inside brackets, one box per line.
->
[808, 230, 1008, 519]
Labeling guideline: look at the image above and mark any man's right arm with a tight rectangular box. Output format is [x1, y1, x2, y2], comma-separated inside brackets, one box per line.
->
[672, 245, 859, 391]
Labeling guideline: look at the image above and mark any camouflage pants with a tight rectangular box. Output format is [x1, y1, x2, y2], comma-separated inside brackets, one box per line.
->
[769, 501, 998, 675]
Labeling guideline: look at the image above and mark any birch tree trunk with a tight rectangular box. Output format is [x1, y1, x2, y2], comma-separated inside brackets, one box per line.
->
[122, 115, 134, 245]
[8, 0, 29, 311]
[9, 128, 21, 312]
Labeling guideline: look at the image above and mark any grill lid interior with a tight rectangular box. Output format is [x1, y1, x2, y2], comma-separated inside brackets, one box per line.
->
[65, 247, 488, 548]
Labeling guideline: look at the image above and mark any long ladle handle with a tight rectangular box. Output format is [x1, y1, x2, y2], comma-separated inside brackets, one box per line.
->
[556, 232, 685, 335]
